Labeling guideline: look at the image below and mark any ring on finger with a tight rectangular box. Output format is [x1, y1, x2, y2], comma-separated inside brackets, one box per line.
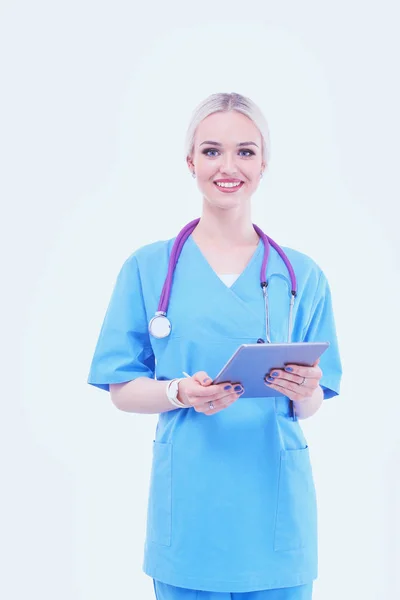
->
[208, 401, 214, 410]
[298, 376, 306, 386]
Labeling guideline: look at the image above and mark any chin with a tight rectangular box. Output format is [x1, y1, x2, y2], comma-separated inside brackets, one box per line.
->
[206, 198, 244, 211]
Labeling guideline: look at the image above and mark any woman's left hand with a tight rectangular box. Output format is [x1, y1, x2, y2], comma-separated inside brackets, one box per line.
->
[264, 358, 322, 402]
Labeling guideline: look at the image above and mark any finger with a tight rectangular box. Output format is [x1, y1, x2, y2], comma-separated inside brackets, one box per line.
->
[282, 364, 323, 379]
[192, 380, 241, 398]
[191, 372, 235, 394]
[265, 378, 317, 400]
[201, 385, 244, 408]
[186, 373, 223, 401]
[185, 381, 243, 408]
[213, 385, 244, 403]
[265, 369, 320, 387]
[194, 387, 244, 414]
[264, 382, 308, 402]
[192, 371, 213, 386]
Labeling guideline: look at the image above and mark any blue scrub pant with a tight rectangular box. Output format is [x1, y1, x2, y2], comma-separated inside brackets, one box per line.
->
[153, 580, 313, 600]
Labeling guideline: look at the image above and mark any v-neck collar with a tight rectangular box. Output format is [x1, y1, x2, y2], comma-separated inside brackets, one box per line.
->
[186, 234, 263, 291]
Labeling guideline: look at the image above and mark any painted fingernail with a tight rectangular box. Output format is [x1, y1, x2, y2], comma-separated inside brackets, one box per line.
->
[285, 367, 293, 372]
[224, 384, 232, 390]
[234, 385, 242, 392]
[266, 377, 275, 383]
[203, 378, 211, 383]
[272, 371, 279, 377]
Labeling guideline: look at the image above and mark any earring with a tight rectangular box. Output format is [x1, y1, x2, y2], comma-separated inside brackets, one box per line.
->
[192, 172, 196, 179]
[260, 171, 264, 179]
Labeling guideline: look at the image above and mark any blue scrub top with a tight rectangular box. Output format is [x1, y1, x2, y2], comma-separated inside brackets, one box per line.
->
[87, 233, 342, 594]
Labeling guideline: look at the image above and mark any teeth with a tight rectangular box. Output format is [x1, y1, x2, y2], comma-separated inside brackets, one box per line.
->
[215, 181, 242, 188]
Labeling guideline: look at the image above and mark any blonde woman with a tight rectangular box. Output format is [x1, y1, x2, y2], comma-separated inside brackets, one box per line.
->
[88, 92, 342, 600]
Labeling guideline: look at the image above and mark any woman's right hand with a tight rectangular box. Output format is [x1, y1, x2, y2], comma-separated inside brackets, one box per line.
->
[177, 371, 244, 415]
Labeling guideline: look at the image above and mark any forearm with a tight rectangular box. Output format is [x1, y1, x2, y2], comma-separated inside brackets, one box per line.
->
[293, 385, 324, 420]
[109, 377, 179, 414]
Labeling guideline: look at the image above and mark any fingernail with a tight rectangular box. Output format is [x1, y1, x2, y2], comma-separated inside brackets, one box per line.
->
[271, 371, 279, 377]
[266, 377, 275, 383]
[285, 367, 293, 372]
[234, 385, 242, 391]
[203, 378, 211, 383]
[224, 384, 232, 390]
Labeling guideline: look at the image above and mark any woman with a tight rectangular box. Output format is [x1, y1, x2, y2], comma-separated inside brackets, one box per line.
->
[87, 92, 342, 600]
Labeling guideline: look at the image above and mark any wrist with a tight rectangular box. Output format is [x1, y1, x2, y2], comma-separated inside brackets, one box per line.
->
[293, 385, 323, 419]
[166, 378, 190, 408]
[176, 379, 190, 406]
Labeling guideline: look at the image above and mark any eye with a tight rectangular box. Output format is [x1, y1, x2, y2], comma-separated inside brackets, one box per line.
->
[239, 149, 255, 157]
[201, 148, 256, 157]
[202, 148, 220, 157]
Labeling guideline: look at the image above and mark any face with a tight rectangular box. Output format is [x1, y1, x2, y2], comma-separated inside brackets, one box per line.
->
[187, 110, 266, 209]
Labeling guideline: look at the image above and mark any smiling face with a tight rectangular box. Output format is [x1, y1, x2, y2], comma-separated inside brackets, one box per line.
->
[187, 110, 266, 210]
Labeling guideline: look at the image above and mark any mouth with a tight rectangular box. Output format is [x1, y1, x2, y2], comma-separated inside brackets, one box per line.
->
[213, 180, 244, 193]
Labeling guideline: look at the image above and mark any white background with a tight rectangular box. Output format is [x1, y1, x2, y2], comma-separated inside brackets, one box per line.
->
[1, 1, 399, 599]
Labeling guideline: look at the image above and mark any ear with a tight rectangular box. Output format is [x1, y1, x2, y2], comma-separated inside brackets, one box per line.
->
[186, 156, 194, 170]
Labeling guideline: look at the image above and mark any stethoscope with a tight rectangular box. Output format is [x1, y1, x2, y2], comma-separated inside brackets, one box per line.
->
[148, 218, 297, 343]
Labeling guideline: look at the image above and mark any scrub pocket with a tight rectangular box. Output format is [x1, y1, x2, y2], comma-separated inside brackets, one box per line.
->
[146, 441, 172, 547]
[274, 446, 317, 552]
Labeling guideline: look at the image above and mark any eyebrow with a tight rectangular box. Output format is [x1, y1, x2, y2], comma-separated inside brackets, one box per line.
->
[199, 140, 259, 148]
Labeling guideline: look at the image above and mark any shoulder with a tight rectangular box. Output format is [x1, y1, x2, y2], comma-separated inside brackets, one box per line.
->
[280, 245, 322, 274]
[121, 237, 175, 272]
[279, 245, 329, 294]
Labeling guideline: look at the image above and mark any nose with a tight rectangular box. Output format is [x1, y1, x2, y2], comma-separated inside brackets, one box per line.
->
[219, 152, 239, 175]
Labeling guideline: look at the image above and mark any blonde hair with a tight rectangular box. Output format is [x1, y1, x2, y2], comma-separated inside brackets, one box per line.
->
[184, 92, 271, 165]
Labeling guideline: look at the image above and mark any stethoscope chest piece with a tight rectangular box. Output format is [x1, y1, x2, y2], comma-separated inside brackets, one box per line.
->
[148, 312, 171, 339]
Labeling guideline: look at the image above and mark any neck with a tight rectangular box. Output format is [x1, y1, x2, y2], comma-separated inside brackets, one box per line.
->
[193, 204, 259, 248]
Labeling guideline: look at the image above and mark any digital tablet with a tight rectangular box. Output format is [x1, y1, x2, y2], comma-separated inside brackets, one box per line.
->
[212, 342, 329, 398]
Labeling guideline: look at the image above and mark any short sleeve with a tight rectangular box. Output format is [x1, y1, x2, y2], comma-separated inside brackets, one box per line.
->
[302, 270, 342, 399]
[87, 254, 155, 392]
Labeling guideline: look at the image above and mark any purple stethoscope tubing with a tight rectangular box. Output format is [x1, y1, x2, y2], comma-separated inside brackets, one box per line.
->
[150, 218, 297, 343]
